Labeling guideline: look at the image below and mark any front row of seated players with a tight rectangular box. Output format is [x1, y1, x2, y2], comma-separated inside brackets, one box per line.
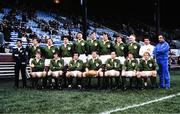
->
[29, 50, 157, 90]
[122, 52, 157, 90]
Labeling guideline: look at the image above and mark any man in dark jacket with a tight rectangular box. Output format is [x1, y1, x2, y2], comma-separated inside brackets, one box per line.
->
[12, 40, 27, 88]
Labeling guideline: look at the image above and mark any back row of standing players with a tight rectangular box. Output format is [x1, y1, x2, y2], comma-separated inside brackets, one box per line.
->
[28, 32, 156, 90]
[29, 32, 154, 63]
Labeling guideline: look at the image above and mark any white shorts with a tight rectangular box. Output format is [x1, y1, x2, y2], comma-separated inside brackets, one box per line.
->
[122, 71, 136, 77]
[105, 70, 120, 76]
[45, 59, 51, 66]
[99, 55, 111, 64]
[52, 71, 63, 77]
[62, 57, 72, 65]
[70, 71, 82, 77]
[31, 71, 46, 78]
[138, 71, 157, 77]
[79, 54, 87, 63]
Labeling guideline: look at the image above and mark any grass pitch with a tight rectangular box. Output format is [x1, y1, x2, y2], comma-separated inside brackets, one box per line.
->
[0, 70, 180, 113]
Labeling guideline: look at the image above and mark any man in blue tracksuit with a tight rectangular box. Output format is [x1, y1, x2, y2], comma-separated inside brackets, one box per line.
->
[153, 35, 170, 89]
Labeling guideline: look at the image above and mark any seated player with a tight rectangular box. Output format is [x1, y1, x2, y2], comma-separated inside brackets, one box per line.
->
[66, 53, 84, 89]
[48, 52, 64, 90]
[137, 52, 157, 89]
[30, 51, 46, 89]
[122, 52, 138, 90]
[105, 51, 121, 89]
[83, 51, 103, 88]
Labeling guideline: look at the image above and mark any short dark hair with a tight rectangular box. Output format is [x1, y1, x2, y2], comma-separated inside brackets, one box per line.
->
[46, 38, 53, 43]
[61, 35, 70, 40]
[90, 31, 96, 35]
[111, 51, 116, 54]
[33, 38, 40, 43]
[143, 36, 150, 41]
[53, 51, 60, 57]
[114, 33, 121, 38]
[77, 32, 82, 35]
[35, 51, 41, 55]
[73, 52, 80, 57]
[102, 32, 108, 35]
[92, 51, 98, 55]
[158, 35, 165, 39]
[128, 52, 133, 55]
[17, 40, 22, 43]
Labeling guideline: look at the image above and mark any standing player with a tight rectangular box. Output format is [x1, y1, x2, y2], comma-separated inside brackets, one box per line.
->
[127, 34, 140, 59]
[113, 34, 126, 64]
[139, 36, 154, 57]
[43, 38, 58, 66]
[74, 32, 87, 63]
[99, 32, 113, 64]
[28, 38, 42, 64]
[59, 35, 73, 65]
[86, 32, 100, 60]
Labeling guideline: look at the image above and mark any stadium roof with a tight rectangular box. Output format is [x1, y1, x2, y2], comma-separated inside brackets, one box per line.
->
[1, 0, 179, 28]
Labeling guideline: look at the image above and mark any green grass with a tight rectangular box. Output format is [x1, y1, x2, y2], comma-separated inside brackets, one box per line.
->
[113, 96, 180, 114]
[0, 70, 180, 113]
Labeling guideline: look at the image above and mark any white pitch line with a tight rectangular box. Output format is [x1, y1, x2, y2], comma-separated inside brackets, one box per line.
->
[100, 92, 180, 114]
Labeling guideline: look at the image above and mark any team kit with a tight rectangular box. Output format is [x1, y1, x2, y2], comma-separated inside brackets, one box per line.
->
[13, 32, 162, 90]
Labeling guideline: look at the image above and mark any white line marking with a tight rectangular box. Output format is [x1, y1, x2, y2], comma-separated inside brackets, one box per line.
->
[100, 92, 180, 114]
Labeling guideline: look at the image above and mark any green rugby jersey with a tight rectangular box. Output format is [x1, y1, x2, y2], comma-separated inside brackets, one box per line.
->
[123, 59, 138, 71]
[86, 58, 102, 70]
[127, 42, 140, 58]
[31, 58, 45, 72]
[105, 58, 121, 70]
[138, 58, 157, 71]
[50, 58, 64, 71]
[68, 59, 84, 71]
